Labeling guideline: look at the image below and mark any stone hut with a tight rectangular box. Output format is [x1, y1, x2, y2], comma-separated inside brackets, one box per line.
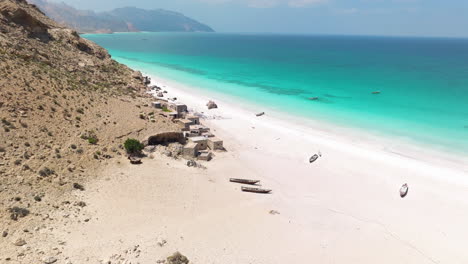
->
[186, 115, 200, 125]
[177, 119, 194, 131]
[183, 142, 198, 158]
[189, 136, 208, 150]
[208, 137, 224, 150]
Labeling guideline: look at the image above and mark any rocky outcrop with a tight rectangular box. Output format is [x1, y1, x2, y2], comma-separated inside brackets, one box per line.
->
[0, 0, 51, 41]
[144, 132, 186, 146]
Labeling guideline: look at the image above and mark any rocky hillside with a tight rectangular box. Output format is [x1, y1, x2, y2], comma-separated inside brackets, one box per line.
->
[0, 0, 178, 262]
[28, 0, 214, 33]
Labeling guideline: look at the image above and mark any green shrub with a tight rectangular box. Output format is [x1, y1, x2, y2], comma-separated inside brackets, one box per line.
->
[88, 136, 98, 145]
[38, 167, 55, 177]
[162, 106, 171, 113]
[124, 138, 144, 154]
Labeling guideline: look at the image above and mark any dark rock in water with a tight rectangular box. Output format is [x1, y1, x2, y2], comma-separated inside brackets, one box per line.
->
[372, 91, 381, 94]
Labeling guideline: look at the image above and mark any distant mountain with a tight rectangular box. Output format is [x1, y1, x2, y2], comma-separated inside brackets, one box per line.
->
[28, 0, 214, 33]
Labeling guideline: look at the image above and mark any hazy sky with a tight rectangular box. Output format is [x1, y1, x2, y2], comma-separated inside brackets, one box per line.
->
[49, 0, 468, 37]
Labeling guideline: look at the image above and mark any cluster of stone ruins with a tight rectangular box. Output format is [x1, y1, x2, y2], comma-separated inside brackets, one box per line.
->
[148, 86, 224, 162]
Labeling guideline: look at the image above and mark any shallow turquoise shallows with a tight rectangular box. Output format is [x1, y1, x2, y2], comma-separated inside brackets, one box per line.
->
[83, 33, 468, 153]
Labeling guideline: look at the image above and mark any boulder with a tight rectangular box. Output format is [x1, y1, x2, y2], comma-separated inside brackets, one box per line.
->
[206, 100, 218, 110]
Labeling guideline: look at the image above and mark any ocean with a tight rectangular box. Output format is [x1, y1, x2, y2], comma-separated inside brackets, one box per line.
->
[83, 33, 468, 153]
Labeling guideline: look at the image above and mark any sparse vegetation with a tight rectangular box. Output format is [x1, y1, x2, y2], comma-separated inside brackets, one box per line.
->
[38, 167, 55, 177]
[162, 106, 171, 112]
[73, 183, 85, 191]
[167, 252, 189, 264]
[88, 136, 98, 145]
[124, 138, 144, 155]
[9, 207, 30, 221]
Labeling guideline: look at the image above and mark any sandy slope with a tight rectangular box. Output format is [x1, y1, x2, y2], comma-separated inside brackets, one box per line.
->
[53, 75, 468, 264]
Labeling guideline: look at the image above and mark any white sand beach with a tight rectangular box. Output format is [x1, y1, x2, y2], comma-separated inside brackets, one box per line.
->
[53, 74, 468, 263]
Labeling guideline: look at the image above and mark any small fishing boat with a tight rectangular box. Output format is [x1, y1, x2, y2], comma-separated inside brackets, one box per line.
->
[256, 112, 265, 117]
[129, 156, 142, 165]
[372, 91, 381, 94]
[241, 186, 272, 194]
[400, 183, 409, 198]
[230, 178, 260, 185]
[309, 97, 319, 101]
[309, 154, 319, 163]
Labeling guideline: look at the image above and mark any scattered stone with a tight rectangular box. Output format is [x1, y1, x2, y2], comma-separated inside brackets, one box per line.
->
[34, 195, 42, 202]
[2, 230, 8, 237]
[157, 237, 167, 247]
[75, 201, 86, 207]
[43, 257, 58, 264]
[9, 207, 30, 220]
[269, 210, 280, 215]
[72, 183, 85, 191]
[186, 160, 197, 167]
[14, 238, 26, 246]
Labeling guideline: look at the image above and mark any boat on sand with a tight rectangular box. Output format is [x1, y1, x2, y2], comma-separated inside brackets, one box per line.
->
[241, 186, 272, 194]
[256, 112, 265, 117]
[230, 178, 260, 185]
[400, 183, 409, 198]
[309, 154, 319, 163]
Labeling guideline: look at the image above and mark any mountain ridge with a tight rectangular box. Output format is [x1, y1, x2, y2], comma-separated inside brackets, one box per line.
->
[28, 0, 214, 33]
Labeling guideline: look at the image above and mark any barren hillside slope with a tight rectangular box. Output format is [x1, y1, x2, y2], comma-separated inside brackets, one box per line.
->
[0, 1, 177, 262]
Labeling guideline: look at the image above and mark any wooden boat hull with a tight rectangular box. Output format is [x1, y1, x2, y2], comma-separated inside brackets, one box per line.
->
[241, 186, 271, 194]
[230, 178, 260, 185]
[309, 154, 319, 163]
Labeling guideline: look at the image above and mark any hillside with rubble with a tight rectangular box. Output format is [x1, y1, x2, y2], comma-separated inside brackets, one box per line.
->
[0, 0, 184, 262]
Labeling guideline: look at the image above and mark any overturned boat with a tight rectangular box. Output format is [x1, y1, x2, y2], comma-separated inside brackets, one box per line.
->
[241, 186, 272, 194]
[400, 183, 409, 198]
[309, 154, 319, 163]
[230, 178, 260, 185]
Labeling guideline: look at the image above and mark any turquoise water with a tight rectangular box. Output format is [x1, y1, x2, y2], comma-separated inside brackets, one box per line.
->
[83, 33, 468, 153]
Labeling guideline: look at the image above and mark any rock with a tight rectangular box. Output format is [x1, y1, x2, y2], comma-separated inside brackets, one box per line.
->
[157, 237, 167, 247]
[206, 100, 218, 110]
[2, 230, 8, 237]
[167, 252, 189, 264]
[72, 183, 85, 191]
[43, 257, 58, 264]
[186, 160, 196, 167]
[14, 238, 26, 246]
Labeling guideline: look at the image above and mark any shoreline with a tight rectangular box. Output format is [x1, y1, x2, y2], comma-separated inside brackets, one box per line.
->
[143, 73, 468, 182]
[51, 67, 468, 263]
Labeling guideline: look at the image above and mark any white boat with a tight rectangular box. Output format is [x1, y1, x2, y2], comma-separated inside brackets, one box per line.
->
[400, 183, 409, 198]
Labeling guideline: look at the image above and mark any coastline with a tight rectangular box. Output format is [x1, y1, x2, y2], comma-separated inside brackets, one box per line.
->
[51, 67, 468, 263]
[144, 73, 468, 181]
